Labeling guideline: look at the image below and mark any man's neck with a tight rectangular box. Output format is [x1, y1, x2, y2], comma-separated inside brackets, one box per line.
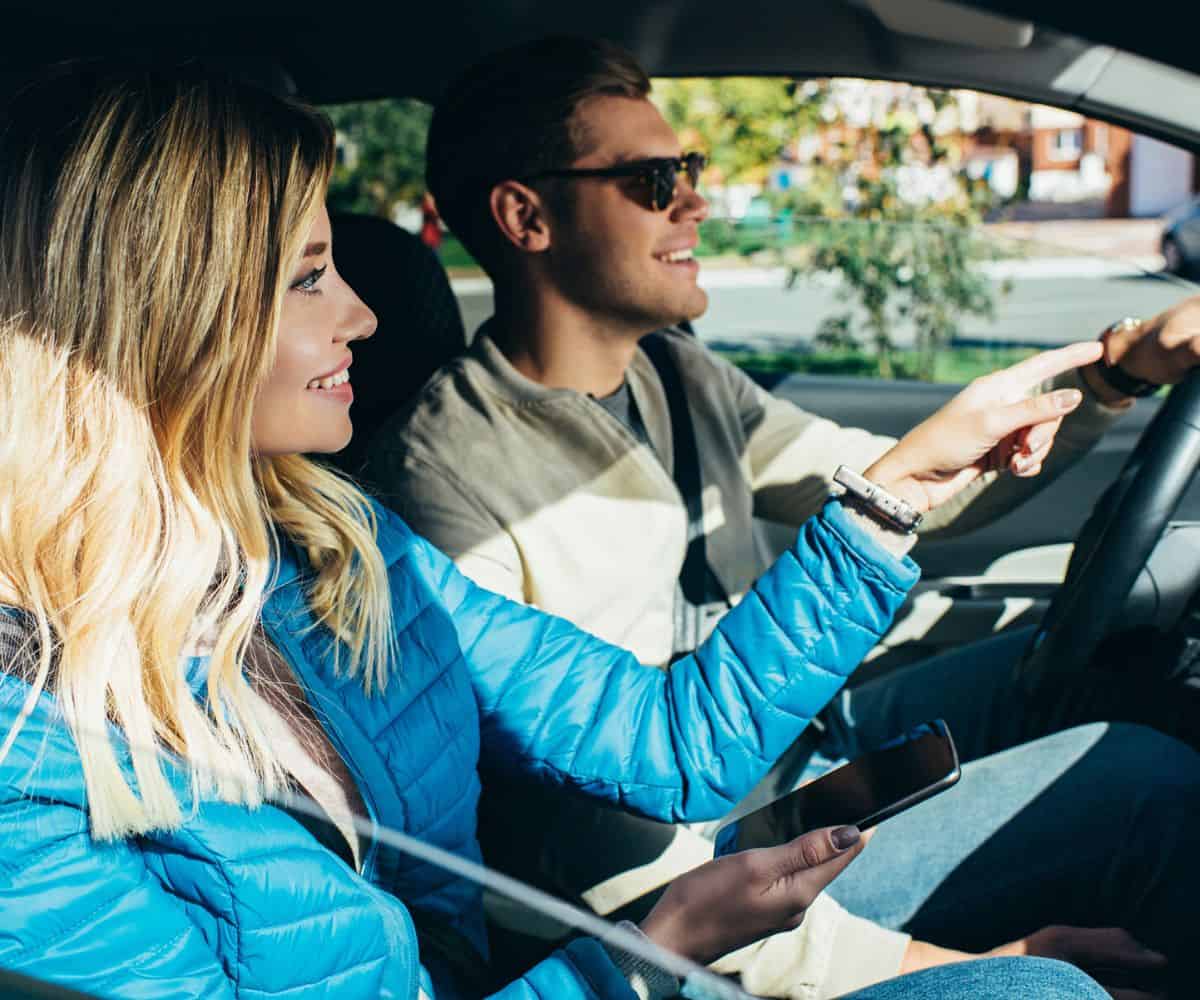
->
[490, 287, 645, 398]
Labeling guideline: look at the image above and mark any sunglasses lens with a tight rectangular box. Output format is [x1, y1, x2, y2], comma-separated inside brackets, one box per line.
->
[645, 156, 704, 211]
[652, 166, 675, 211]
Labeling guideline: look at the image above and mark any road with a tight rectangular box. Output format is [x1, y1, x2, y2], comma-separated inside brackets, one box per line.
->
[452, 258, 1198, 354]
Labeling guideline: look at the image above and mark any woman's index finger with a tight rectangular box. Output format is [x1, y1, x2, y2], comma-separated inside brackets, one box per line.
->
[999, 341, 1103, 387]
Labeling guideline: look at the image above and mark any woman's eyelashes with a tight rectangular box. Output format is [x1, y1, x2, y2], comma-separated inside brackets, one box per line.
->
[290, 264, 328, 295]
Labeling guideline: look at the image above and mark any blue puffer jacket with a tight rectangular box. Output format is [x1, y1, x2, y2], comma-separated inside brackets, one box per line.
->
[0, 500, 916, 999]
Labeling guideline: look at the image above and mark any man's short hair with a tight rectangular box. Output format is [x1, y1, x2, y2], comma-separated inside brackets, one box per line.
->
[426, 36, 650, 270]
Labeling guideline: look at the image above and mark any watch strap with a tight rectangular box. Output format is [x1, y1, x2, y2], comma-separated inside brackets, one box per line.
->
[1097, 318, 1160, 398]
[832, 465, 923, 534]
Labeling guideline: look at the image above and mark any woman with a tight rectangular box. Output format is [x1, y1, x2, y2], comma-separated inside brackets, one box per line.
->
[0, 62, 1114, 1000]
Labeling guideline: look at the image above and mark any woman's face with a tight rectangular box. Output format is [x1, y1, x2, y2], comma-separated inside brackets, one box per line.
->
[251, 205, 377, 456]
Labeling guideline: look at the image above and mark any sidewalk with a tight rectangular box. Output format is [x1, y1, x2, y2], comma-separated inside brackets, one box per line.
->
[982, 217, 1165, 261]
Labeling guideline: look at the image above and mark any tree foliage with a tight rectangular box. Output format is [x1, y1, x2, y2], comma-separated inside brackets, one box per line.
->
[654, 78, 819, 187]
[325, 99, 432, 219]
[656, 77, 1010, 380]
[793, 82, 1007, 379]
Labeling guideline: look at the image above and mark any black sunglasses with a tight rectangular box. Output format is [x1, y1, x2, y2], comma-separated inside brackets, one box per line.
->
[523, 152, 707, 211]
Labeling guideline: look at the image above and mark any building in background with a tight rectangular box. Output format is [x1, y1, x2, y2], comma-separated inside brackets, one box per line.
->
[968, 94, 1195, 217]
[763, 82, 1198, 221]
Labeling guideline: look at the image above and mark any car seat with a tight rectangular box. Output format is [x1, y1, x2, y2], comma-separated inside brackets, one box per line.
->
[323, 212, 467, 477]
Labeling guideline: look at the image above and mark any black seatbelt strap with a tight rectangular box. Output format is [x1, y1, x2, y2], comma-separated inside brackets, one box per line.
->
[640, 333, 729, 656]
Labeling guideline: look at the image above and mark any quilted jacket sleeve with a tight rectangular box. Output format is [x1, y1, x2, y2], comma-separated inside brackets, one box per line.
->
[417, 500, 918, 822]
[473, 938, 638, 1000]
[0, 683, 238, 999]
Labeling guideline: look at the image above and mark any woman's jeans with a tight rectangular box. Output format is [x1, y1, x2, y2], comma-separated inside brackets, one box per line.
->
[835, 957, 1106, 999]
[794, 626, 1200, 994]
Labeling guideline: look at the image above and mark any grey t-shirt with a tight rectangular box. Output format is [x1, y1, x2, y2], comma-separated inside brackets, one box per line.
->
[591, 380, 651, 447]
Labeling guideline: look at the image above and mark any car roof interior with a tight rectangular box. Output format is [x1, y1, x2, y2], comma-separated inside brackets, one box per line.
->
[2, 1, 1199, 150]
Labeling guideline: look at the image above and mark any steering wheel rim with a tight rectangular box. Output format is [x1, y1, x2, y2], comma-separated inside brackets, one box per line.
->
[1018, 367, 1200, 711]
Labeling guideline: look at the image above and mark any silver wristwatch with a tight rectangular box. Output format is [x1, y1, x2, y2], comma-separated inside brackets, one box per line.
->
[832, 465, 924, 535]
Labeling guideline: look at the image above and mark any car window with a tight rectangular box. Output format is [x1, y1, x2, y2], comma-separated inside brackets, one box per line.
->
[688, 214, 1195, 391]
[324, 80, 1200, 392]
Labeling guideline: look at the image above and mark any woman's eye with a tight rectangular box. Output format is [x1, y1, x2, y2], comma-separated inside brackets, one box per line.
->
[290, 265, 328, 294]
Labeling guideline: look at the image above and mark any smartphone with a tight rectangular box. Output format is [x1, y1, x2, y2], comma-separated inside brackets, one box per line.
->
[713, 719, 960, 857]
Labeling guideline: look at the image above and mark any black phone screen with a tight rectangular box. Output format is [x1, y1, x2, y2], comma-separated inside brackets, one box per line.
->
[720, 720, 959, 854]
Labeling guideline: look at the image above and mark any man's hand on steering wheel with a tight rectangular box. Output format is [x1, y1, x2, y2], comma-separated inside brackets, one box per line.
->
[1083, 297, 1200, 406]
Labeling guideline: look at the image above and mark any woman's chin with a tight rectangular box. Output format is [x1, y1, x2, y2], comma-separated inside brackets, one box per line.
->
[312, 430, 354, 456]
[253, 424, 354, 458]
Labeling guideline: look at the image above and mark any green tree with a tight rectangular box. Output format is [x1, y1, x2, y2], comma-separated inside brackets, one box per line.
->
[807, 202, 1005, 380]
[790, 81, 1008, 379]
[325, 99, 432, 219]
[655, 77, 1011, 381]
[654, 78, 818, 187]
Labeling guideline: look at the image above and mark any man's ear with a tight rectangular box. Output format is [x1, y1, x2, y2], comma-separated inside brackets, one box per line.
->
[489, 180, 553, 254]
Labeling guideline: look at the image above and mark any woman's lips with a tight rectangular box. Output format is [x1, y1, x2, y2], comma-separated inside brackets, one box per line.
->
[306, 364, 353, 403]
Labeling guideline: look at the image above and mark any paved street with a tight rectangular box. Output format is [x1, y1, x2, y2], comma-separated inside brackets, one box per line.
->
[452, 257, 1198, 353]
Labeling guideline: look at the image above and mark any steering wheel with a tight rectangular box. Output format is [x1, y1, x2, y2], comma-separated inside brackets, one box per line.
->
[1017, 367, 1200, 733]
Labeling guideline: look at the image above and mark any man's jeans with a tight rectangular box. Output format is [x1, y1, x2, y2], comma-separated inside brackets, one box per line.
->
[796, 627, 1200, 994]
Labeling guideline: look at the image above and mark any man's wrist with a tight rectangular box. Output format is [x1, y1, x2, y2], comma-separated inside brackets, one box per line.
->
[1087, 316, 1161, 402]
[1079, 359, 1135, 407]
[900, 938, 976, 973]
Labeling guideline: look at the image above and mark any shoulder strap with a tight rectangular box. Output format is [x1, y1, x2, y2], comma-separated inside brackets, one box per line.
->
[639, 332, 728, 614]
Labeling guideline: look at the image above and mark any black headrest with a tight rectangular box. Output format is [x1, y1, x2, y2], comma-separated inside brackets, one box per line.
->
[327, 212, 467, 475]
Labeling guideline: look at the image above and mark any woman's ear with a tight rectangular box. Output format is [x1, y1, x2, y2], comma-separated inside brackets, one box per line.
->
[489, 181, 553, 254]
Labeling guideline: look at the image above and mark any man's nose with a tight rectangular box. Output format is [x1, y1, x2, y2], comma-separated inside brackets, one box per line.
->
[673, 178, 709, 224]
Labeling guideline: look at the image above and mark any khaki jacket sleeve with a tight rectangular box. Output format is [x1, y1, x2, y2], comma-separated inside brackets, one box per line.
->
[713, 889, 910, 1000]
[713, 353, 896, 526]
[716, 354, 1126, 538]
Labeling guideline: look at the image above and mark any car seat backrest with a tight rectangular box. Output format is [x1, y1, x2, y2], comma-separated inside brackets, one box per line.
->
[325, 212, 467, 476]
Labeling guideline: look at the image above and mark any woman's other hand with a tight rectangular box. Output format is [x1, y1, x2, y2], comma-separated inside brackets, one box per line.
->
[638, 825, 866, 966]
[864, 341, 1104, 515]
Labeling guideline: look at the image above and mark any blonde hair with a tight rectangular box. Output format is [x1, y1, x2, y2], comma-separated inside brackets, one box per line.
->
[0, 63, 394, 838]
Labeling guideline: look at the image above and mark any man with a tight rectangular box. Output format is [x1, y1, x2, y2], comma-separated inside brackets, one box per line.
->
[364, 37, 1200, 998]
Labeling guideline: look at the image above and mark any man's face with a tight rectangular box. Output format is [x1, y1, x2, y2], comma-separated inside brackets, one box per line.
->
[541, 95, 710, 333]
